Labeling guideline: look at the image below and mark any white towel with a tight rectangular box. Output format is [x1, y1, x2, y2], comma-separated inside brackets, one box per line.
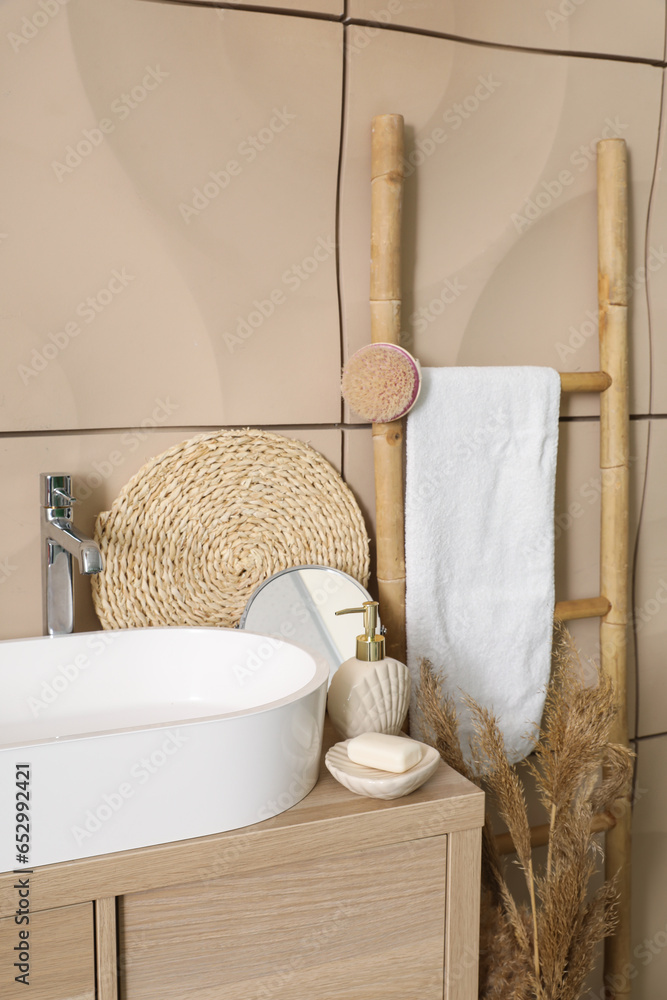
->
[405, 367, 561, 765]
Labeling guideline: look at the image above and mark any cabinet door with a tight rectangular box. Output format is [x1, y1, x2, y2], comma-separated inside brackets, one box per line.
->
[0, 902, 95, 1000]
[119, 836, 447, 1000]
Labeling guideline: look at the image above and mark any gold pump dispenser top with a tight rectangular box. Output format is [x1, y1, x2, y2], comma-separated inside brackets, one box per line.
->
[335, 601, 385, 662]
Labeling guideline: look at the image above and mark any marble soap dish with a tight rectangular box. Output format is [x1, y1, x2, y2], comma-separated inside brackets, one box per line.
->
[325, 738, 440, 800]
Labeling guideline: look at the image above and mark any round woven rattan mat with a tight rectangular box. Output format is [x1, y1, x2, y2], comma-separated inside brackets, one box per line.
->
[92, 429, 370, 630]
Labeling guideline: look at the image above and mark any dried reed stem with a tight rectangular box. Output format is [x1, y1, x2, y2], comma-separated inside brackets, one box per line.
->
[417, 624, 634, 1000]
[417, 661, 505, 906]
[547, 802, 557, 880]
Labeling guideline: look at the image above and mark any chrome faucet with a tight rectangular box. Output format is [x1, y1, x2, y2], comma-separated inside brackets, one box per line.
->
[40, 473, 104, 636]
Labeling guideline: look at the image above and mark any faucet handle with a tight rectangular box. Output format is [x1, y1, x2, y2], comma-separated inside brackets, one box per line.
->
[53, 488, 77, 506]
[41, 473, 77, 508]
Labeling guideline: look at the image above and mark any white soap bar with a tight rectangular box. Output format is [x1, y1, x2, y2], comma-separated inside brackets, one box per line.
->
[347, 733, 423, 773]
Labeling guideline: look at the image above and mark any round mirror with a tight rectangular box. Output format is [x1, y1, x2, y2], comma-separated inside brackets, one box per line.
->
[239, 566, 374, 685]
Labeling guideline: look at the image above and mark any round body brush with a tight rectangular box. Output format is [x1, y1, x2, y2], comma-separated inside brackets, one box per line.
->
[341, 342, 421, 423]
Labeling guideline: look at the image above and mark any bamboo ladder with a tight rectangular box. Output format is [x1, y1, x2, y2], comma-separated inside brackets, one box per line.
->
[369, 114, 631, 997]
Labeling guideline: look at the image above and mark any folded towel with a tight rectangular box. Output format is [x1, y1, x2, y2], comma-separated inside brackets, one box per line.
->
[405, 367, 561, 765]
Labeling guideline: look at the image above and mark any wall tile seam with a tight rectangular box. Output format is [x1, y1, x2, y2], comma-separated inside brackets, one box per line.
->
[635, 730, 667, 743]
[13, 416, 667, 437]
[335, 5, 350, 456]
[342, 17, 667, 68]
[555, 415, 667, 424]
[633, 67, 665, 755]
[168, 2, 346, 23]
[647, 66, 667, 423]
[0, 424, 373, 439]
[641, 63, 663, 424]
[8, 416, 667, 437]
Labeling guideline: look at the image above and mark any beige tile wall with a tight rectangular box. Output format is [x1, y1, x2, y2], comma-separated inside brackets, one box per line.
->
[339, 28, 661, 419]
[348, 0, 666, 61]
[2, 2, 666, 994]
[0, 0, 343, 431]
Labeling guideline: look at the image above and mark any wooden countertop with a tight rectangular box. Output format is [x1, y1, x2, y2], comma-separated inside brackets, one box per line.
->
[0, 722, 484, 917]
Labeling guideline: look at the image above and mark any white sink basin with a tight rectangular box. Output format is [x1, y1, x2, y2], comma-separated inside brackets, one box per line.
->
[0, 627, 328, 872]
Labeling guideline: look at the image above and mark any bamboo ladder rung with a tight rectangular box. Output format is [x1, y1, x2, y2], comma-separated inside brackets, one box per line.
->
[555, 596, 612, 621]
[496, 810, 617, 856]
[560, 371, 612, 392]
[556, 372, 613, 623]
[556, 372, 614, 622]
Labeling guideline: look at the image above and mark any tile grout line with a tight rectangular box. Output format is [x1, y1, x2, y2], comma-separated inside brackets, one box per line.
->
[153, 1, 345, 23]
[630, 64, 666, 762]
[8, 414, 667, 439]
[342, 17, 667, 67]
[6, 414, 667, 439]
[335, 10, 349, 479]
[0, 424, 373, 439]
[635, 730, 667, 743]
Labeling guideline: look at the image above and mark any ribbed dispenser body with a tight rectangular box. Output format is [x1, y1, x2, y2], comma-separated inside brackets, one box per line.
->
[327, 657, 410, 740]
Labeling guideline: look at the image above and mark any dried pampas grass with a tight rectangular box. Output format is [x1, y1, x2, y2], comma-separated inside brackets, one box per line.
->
[417, 622, 633, 1000]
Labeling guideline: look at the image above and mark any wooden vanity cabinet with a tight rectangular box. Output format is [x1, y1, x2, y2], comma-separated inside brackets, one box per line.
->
[119, 836, 449, 999]
[0, 901, 95, 1000]
[0, 726, 484, 1000]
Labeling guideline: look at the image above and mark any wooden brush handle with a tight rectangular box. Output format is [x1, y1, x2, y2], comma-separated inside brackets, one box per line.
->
[370, 114, 406, 663]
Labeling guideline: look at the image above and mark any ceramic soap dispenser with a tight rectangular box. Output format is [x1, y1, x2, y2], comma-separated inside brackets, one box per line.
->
[327, 601, 410, 740]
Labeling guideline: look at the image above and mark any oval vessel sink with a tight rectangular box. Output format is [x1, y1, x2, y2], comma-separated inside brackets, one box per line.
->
[0, 627, 328, 871]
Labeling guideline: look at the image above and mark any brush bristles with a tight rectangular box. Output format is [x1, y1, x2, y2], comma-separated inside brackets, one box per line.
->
[342, 344, 420, 422]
